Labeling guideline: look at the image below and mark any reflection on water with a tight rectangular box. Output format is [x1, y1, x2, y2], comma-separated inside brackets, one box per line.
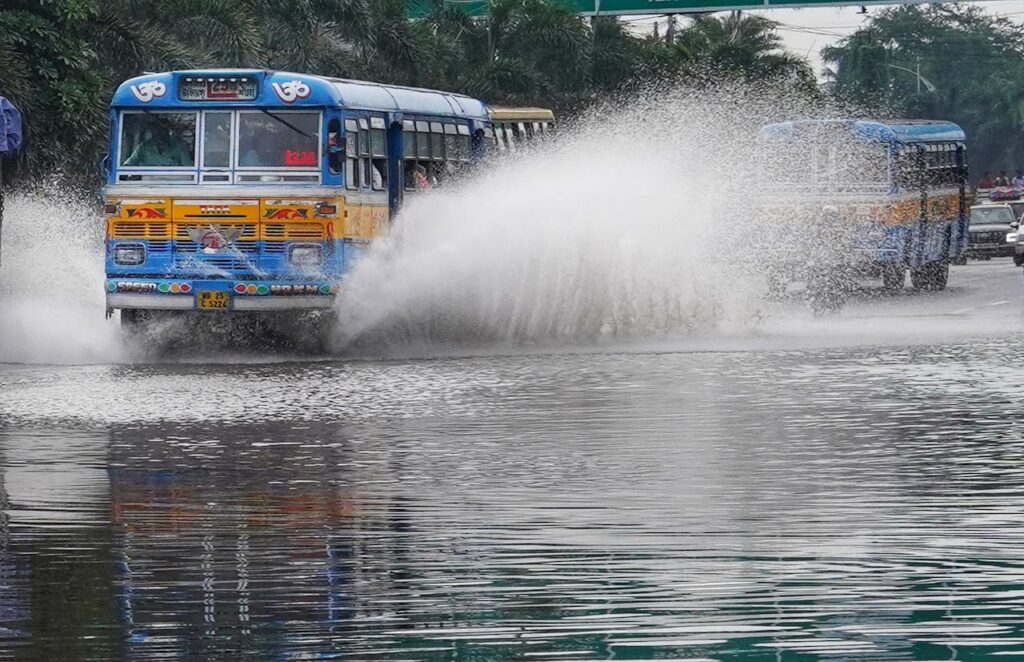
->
[2, 343, 1024, 659]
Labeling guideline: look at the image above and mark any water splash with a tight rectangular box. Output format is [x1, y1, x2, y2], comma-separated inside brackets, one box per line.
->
[331, 89, 804, 353]
[0, 190, 123, 364]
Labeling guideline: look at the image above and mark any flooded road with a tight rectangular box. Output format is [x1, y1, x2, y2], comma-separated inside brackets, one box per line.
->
[2, 262, 1024, 660]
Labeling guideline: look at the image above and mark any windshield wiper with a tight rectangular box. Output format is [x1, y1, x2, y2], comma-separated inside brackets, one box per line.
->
[260, 108, 313, 139]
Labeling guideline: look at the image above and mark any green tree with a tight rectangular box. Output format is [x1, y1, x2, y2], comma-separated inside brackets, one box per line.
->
[0, 0, 819, 185]
[672, 12, 817, 94]
[824, 5, 1024, 176]
[0, 1, 106, 177]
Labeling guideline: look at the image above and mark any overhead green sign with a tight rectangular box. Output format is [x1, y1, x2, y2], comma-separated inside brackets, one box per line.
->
[410, 0, 910, 16]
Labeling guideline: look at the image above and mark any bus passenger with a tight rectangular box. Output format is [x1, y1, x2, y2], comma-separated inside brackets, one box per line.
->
[404, 161, 416, 191]
[1012, 171, 1024, 190]
[123, 129, 161, 166]
[161, 129, 193, 167]
[371, 163, 383, 190]
[995, 171, 1010, 187]
[979, 172, 995, 189]
[414, 164, 430, 190]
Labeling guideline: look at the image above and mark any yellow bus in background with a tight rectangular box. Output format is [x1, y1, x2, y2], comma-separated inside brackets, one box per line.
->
[487, 106, 555, 152]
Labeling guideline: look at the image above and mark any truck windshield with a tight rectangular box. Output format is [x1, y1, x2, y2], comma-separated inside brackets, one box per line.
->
[120, 112, 196, 167]
[970, 207, 1014, 225]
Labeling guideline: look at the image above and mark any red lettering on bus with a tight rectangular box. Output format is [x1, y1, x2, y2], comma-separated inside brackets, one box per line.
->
[285, 150, 316, 166]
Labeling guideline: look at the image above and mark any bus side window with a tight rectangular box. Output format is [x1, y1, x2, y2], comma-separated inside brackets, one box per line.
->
[430, 122, 444, 162]
[416, 121, 430, 165]
[458, 124, 471, 162]
[444, 124, 459, 166]
[327, 118, 342, 176]
[345, 119, 359, 190]
[358, 118, 371, 190]
[403, 120, 416, 191]
[427, 122, 442, 183]
[370, 117, 387, 191]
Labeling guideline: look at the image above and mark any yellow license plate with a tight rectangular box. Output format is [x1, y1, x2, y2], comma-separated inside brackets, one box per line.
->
[197, 291, 230, 310]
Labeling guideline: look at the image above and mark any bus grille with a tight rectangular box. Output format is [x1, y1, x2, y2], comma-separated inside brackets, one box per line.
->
[264, 223, 326, 240]
[173, 256, 256, 271]
[111, 221, 170, 239]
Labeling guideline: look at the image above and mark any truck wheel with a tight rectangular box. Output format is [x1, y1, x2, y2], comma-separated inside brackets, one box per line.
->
[881, 265, 905, 293]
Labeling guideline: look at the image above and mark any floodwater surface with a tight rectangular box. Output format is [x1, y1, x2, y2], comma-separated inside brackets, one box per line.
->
[2, 304, 1024, 660]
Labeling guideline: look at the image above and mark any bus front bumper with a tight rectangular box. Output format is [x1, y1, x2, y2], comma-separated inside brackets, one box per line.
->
[105, 278, 338, 312]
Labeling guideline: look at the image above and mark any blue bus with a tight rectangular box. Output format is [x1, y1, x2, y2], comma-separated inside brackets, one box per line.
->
[757, 120, 968, 300]
[103, 70, 493, 325]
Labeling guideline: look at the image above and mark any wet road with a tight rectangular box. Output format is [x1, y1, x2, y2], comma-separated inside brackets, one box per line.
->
[1, 261, 1023, 660]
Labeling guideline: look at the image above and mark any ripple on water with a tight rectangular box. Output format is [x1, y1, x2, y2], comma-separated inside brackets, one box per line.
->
[2, 342, 1024, 659]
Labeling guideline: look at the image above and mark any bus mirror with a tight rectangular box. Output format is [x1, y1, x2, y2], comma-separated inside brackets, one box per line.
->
[98, 154, 111, 179]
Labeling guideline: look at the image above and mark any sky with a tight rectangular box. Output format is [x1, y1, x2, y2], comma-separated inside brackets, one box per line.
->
[625, 1, 1024, 77]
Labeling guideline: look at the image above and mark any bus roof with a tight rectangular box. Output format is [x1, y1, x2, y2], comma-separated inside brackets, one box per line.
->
[111, 69, 489, 121]
[759, 119, 966, 144]
[487, 106, 556, 122]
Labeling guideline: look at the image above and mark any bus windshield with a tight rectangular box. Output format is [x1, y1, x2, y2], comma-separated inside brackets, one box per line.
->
[761, 142, 888, 188]
[120, 112, 196, 167]
[237, 111, 319, 168]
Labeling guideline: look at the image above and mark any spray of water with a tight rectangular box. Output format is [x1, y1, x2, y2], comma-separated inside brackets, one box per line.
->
[0, 85, 908, 365]
[0, 189, 123, 364]
[332, 87, 828, 353]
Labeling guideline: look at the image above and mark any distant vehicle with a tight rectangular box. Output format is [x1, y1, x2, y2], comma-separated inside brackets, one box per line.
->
[757, 119, 969, 308]
[967, 203, 1016, 259]
[102, 69, 492, 328]
[486, 106, 555, 152]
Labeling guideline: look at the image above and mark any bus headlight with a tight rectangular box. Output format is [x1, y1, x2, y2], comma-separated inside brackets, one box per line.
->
[289, 244, 324, 266]
[113, 243, 146, 266]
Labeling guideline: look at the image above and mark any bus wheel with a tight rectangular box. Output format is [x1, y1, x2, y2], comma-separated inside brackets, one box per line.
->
[911, 262, 948, 291]
[881, 265, 905, 293]
[806, 271, 845, 315]
[120, 309, 144, 329]
[930, 261, 949, 290]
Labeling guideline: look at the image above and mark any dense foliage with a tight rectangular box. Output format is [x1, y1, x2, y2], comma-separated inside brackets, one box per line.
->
[824, 5, 1024, 179]
[0, 0, 815, 186]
